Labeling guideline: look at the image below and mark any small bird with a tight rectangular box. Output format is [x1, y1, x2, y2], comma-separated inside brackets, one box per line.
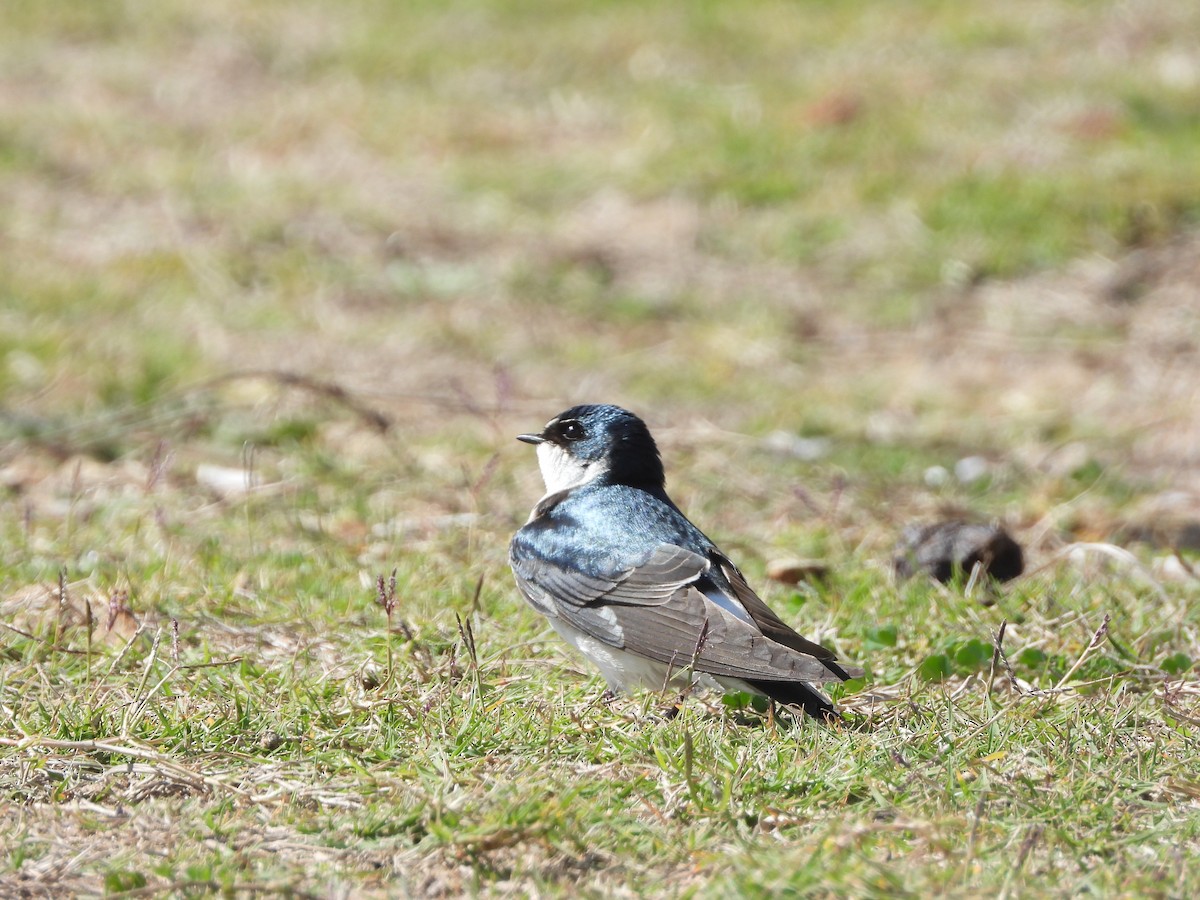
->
[509, 404, 862, 720]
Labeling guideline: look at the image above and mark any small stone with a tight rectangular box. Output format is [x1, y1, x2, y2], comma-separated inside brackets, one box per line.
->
[924, 465, 950, 488]
[763, 431, 830, 461]
[954, 456, 990, 484]
[766, 558, 830, 585]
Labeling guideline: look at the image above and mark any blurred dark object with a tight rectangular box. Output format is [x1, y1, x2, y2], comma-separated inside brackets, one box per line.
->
[894, 520, 1024, 584]
[765, 558, 830, 585]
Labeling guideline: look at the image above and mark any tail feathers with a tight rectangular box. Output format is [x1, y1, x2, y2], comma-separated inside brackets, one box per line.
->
[746, 679, 840, 722]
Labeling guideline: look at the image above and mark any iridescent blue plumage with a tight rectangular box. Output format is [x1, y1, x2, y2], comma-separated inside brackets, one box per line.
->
[510, 404, 861, 720]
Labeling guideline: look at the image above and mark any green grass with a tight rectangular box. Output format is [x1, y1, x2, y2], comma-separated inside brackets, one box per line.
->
[2, 508, 1198, 895]
[3, 0, 1200, 895]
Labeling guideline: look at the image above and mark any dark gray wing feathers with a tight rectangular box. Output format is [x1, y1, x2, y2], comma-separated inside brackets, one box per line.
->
[510, 540, 861, 684]
[713, 554, 844, 662]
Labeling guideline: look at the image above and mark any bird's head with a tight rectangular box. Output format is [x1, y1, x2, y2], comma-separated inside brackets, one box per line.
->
[517, 404, 665, 494]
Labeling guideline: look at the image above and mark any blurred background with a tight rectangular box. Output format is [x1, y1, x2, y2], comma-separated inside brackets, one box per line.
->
[3, 0, 1200, 591]
[4, 3, 1200, 893]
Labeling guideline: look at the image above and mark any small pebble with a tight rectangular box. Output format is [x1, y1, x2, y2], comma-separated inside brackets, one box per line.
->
[924, 465, 950, 487]
[954, 456, 990, 484]
[763, 432, 830, 461]
[765, 558, 830, 585]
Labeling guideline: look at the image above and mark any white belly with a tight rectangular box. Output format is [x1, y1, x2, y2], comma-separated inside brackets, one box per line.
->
[548, 619, 758, 697]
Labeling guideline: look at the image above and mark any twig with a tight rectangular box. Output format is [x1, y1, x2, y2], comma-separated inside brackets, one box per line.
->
[0, 620, 39, 640]
[987, 620, 1008, 695]
[1054, 614, 1111, 691]
[469, 573, 485, 616]
[0, 736, 250, 798]
[200, 369, 392, 433]
[84, 587, 94, 680]
[455, 613, 477, 668]
[3, 368, 393, 466]
[991, 625, 1027, 695]
[456, 612, 483, 695]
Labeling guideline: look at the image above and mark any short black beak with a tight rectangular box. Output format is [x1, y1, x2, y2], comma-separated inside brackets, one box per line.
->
[516, 433, 545, 445]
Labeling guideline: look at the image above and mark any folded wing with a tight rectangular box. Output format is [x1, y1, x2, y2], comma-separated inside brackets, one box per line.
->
[510, 540, 861, 684]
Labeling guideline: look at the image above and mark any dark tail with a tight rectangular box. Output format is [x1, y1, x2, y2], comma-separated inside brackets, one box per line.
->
[746, 679, 839, 722]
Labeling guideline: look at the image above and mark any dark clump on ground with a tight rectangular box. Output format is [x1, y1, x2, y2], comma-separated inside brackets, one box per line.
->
[893, 520, 1025, 584]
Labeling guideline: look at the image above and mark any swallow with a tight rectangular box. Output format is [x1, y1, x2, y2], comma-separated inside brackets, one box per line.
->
[509, 404, 862, 719]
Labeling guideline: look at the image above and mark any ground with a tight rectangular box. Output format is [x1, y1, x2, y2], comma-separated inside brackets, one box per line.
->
[2, 1, 1200, 896]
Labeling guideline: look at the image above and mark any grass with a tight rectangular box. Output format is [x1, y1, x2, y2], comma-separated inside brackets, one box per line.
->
[2, 525, 1198, 895]
[3, 0, 1200, 895]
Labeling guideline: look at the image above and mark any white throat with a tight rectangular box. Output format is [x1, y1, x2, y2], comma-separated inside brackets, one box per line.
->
[537, 442, 608, 495]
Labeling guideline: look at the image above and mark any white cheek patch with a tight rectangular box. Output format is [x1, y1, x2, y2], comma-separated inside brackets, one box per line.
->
[536, 442, 607, 494]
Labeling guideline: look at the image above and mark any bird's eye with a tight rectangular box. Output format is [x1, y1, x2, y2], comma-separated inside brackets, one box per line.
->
[559, 420, 586, 442]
